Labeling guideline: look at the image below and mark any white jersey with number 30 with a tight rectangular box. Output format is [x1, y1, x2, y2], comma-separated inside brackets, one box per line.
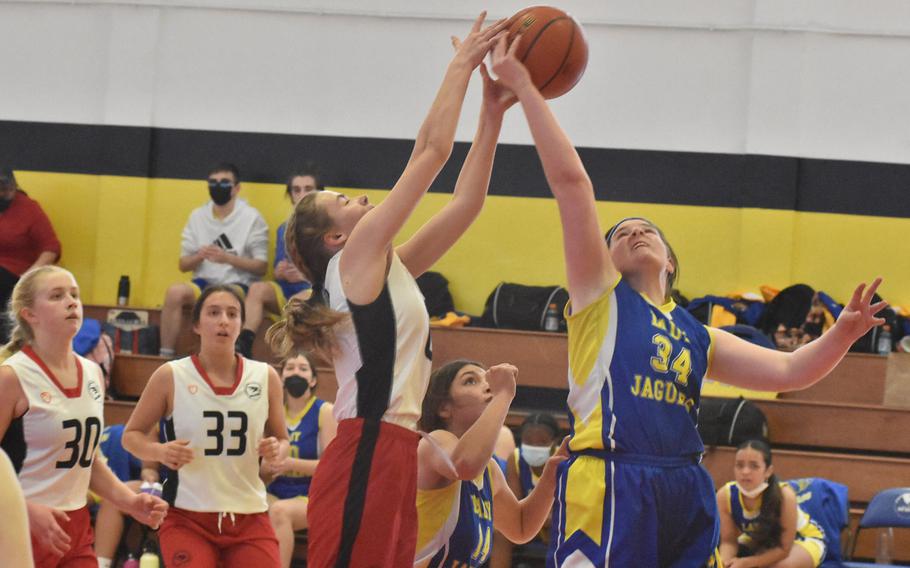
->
[1, 347, 105, 511]
[165, 355, 270, 513]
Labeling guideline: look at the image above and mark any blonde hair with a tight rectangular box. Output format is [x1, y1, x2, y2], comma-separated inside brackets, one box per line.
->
[0, 265, 71, 361]
[267, 192, 347, 359]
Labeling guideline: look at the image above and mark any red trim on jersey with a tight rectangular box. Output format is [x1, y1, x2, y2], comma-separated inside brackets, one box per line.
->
[191, 353, 244, 395]
[21, 345, 83, 399]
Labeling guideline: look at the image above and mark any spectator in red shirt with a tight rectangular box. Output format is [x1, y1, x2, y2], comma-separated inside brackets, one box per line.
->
[0, 168, 62, 342]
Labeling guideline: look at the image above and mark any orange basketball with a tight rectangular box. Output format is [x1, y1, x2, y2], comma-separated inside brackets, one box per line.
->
[506, 5, 588, 99]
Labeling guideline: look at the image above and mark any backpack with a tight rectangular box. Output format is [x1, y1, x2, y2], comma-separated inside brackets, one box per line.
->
[103, 309, 160, 356]
[758, 284, 816, 335]
[479, 283, 569, 332]
[786, 477, 849, 562]
[697, 397, 768, 446]
[416, 271, 456, 319]
[687, 295, 765, 328]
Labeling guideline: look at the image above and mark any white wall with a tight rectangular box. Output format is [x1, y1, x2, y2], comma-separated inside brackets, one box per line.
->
[2, 0, 910, 164]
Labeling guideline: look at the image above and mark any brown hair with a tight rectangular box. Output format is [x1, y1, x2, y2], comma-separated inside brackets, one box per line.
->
[418, 359, 483, 433]
[192, 285, 245, 325]
[285, 166, 324, 200]
[736, 439, 783, 551]
[267, 192, 347, 359]
[278, 350, 319, 379]
[0, 266, 71, 360]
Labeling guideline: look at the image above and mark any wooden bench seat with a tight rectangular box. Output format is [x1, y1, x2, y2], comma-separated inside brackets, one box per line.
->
[95, 308, 899, 406]
[753, 398, 910, 456]
[430, 326, 898, 405]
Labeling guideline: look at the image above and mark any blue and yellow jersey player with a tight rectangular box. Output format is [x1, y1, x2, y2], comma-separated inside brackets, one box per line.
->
[490, 32, 890, 568]
[262, 351, 336, 568]
[718, 440, 826, 568]
[414, 360, 568, 568]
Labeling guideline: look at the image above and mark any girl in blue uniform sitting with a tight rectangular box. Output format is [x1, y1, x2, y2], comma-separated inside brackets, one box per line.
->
[717, 440, 826, 568]
[236, 172, 320, 358]
[414, 360, 567, 567]
[263, 351, 336, 568]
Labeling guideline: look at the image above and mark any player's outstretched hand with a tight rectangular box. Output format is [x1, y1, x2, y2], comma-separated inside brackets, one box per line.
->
[541, 436, 570, 482]
[491, 33, 532, 94]
[835, 277, 888, 341]
[451, 11, 508, 70]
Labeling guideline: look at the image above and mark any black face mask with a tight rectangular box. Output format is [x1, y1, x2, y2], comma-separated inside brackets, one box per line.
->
[208, 179, 234, 206]
[209, 186, 232, 206]
[0, 195, 13, 213]
[284, 375, 311, 398]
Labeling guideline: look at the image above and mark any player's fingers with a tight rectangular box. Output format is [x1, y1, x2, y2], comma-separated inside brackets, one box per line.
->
[507, 32, 522, 56]
[471, 10, 487, 34]
[481, 18, 508, 40]
[862, 277, 883, 305]
[479, 62, 491, 81]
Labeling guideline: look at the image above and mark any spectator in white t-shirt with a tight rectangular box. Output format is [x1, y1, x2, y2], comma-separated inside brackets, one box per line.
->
[159, 163, 268, 357]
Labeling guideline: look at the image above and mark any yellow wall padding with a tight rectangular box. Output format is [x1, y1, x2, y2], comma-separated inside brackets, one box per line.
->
[19, 171, 910, 315]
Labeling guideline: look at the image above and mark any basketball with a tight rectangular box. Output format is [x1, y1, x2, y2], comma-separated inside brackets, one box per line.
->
[506, 5, 588, 99]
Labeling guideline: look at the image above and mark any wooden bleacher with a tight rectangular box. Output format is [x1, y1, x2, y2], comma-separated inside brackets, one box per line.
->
[94, 305, 910, 562]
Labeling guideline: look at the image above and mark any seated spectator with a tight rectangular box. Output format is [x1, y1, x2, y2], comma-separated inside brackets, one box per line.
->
[494, 412, 561, 567]
[717, 439, 826, 568]
[236, 169, 321, 358]
[262, 351, 336, 568]
[93, 424, 162, 568]
[0, 167, 61, 343]
[159, 163, 268, 357]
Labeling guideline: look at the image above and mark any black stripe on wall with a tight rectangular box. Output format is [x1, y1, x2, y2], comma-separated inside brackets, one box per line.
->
[2, 119, 908, 218]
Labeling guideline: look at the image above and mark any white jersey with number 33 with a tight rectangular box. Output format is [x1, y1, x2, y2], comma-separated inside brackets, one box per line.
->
[165, 355, 270, 513]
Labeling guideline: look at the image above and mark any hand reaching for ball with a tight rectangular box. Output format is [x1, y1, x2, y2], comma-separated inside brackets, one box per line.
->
[451, 11, 508, 71]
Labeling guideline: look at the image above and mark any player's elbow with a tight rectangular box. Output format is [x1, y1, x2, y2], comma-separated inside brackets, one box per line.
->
[450, 456, 485, 481]
[420, 136, 454, 169]
[549, 173, 594, 199]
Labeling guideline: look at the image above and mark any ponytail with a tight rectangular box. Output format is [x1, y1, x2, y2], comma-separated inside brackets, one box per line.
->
[266, 296, 347, 361]
[737, 439, 783, 550]
[0, 331, 28, 362]
[750, 473, 783, 550]
[267, 192, 348, 359]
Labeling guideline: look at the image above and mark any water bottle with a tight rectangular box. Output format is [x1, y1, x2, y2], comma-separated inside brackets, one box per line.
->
[123, 553, 140, 568]
[117, 275, 130, 306]
[140, 481, 163, 499]
[876, 325, 892, 356]
[544, 303, 560, 332]
[875, 526, 894, 564]
[139, 549, 160, 568]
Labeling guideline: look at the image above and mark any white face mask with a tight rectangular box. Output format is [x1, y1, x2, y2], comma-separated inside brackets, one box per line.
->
[521, 444, 552, 467]
[736, 481, 769, 499]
